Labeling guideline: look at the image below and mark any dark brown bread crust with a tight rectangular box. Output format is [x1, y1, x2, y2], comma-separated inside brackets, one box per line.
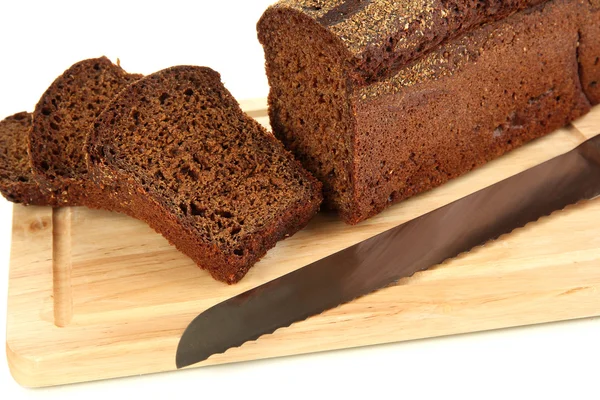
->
[87, 66, 322, 283]
[259, 0, 600, 224]
[0, 112, 54, 205]
[29, 57, 141, 206]
[269, 0, 546, 82]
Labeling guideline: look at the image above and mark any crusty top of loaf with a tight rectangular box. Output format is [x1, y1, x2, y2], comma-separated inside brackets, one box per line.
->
[357, 0, 594, 98]
[261, 0, 546, 81]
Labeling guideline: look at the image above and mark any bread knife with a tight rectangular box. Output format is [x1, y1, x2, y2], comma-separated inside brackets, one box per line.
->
[176, 133, 600, 369]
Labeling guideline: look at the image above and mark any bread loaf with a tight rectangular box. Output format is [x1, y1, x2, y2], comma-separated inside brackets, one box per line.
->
[258, 0, 600, 224]
[87, 66, 322, 283]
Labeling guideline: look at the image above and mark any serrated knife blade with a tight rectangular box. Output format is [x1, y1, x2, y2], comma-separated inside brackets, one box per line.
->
[176, 134, 600, 369]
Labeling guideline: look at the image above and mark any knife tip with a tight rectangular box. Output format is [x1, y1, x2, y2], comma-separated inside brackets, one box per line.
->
[175, 353, 185, 369]
[175, 343, 203, 369]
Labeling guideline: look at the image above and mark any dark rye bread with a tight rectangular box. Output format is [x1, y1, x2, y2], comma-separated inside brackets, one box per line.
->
[0, 112, 53, 205]
[258, 0, 600, 224]
[87, 66, 322, 284]
[29, 57, 142, 206]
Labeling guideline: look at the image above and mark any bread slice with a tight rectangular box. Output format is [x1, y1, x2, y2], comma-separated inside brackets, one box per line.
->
[87, 66, 323, 283]
[0, 112, 53, 205]
[29, 56, 142, 206]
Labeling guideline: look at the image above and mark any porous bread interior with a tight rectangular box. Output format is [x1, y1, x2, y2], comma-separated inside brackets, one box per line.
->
[90, 66, 318, 257]
[31, 57, 140, 181]
[259, 8, 355, 219]
[0, 113, 33, 184]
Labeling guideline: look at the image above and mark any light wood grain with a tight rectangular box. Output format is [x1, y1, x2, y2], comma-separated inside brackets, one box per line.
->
[6, 101, 600, 387]
[52, 207, 73, 327]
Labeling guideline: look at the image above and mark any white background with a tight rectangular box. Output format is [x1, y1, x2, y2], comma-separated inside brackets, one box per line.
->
[1, 1, 599, 398]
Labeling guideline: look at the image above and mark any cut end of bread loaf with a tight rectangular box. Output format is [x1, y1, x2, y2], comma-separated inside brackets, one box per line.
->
[88, 65, 322, 283]
[29, 56, 141, 205]
[0, 112, 54, 205]
[258, 8, 357, 220]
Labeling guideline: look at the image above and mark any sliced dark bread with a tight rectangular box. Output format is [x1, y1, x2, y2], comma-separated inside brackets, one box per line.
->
[87, 66, 322, 283]
[29, 56, 142, 206]
[0, 112, 54, 205]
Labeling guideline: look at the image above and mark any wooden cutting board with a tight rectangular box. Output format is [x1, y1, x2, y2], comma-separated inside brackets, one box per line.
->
[6, 100, 600, 387]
